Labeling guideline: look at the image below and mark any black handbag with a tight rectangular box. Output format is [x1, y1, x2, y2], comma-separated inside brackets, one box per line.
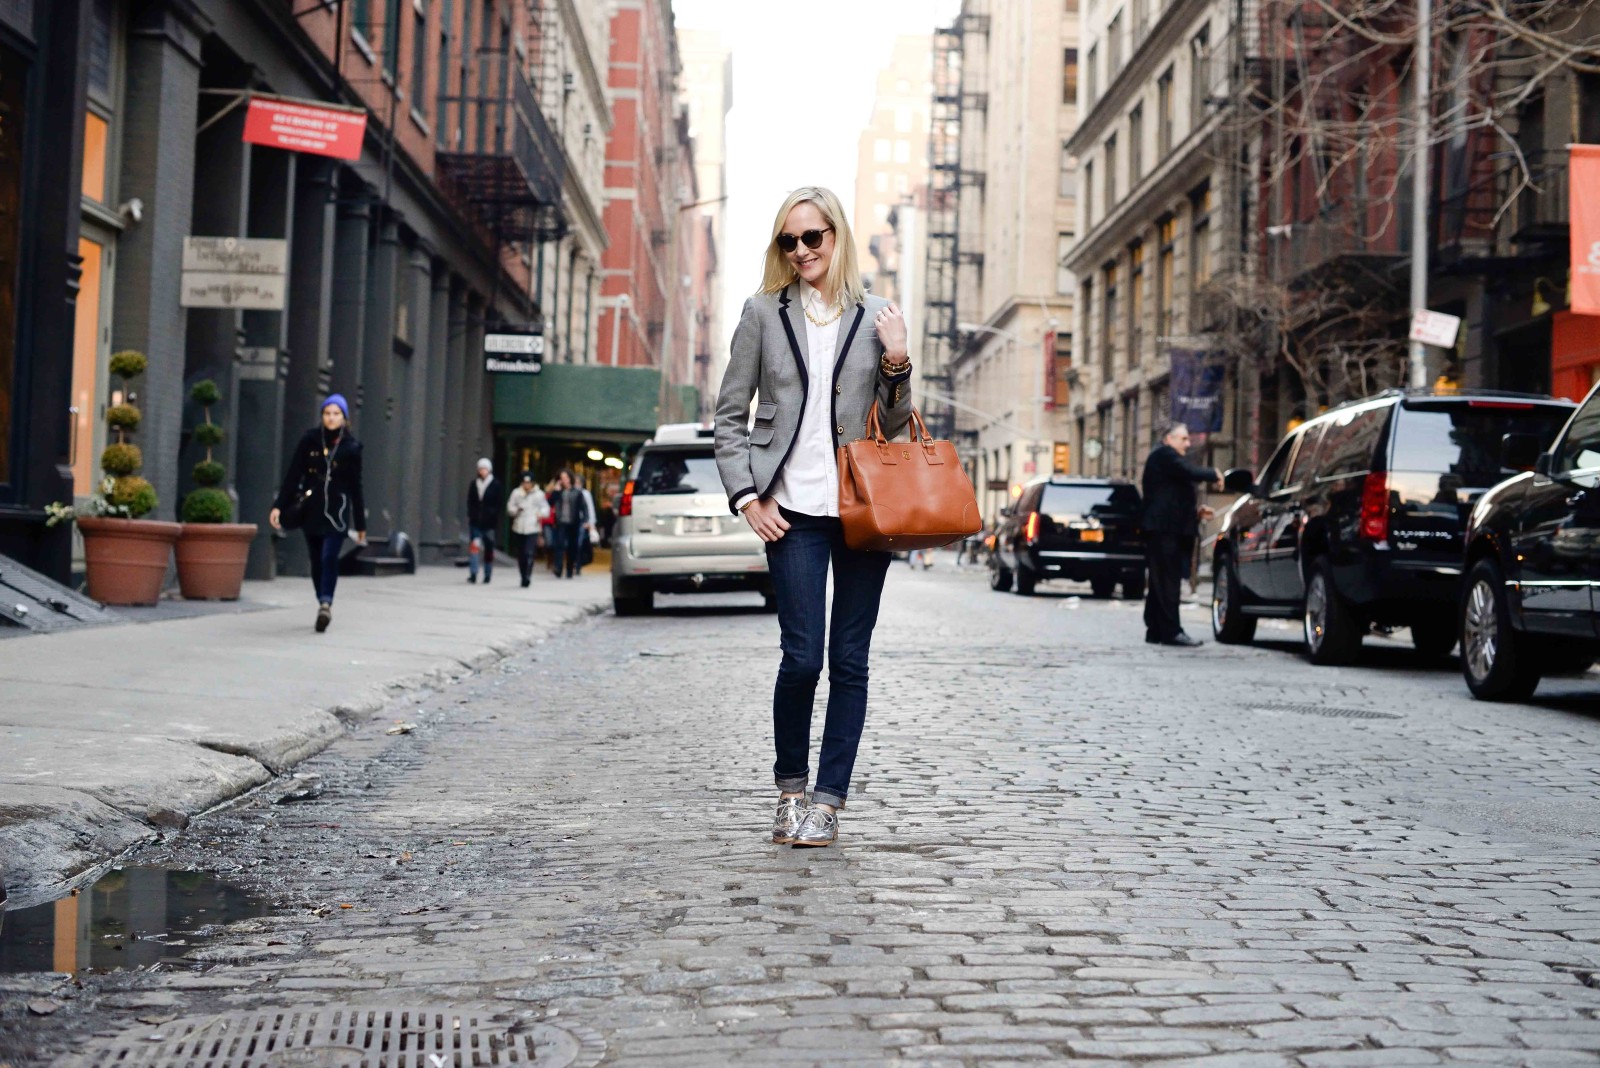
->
[279, 485, 313, 531]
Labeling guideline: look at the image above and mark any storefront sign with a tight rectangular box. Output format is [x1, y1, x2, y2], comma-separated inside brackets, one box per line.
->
[1409, 308, 1462, 348]
[485, 332, 545, 374]
[242, 96, 367, 161]
[1572, 145, 1600, 316]
[1169, 348, 1225, 433]
[180, 236, 287, 309]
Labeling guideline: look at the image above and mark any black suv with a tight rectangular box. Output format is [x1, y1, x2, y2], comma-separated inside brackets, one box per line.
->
[1211, 390, 1574, 664]
[989, 477, 1145, 597]
[1461, 381, 1600, 700]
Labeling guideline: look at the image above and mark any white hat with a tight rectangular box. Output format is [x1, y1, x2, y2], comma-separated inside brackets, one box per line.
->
[476, 457, 493, 472]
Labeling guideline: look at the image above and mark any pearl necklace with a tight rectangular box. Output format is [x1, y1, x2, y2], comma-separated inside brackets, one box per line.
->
[804, 300, 843, 327]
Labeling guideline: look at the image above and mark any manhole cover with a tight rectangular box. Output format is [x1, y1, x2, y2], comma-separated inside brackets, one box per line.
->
[76, 1006, 604, 1068]
[1252, 702, 1401, 720]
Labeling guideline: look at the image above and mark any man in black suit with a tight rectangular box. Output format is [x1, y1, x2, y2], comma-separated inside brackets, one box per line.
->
[1141, 423, 1219, 647]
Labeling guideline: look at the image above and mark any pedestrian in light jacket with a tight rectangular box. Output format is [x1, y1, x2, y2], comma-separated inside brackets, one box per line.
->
[506, 470, 551, 587]
[270, 393, 367, 633]
[714, 185, 913, 849]
[467, 458, 505, 584]
[1141, 422, 1220, 648]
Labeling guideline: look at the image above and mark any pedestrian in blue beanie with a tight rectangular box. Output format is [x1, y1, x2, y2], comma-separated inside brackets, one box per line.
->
[270, 395, 367, 632]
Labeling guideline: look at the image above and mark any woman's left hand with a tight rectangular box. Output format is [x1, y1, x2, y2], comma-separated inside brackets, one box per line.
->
[356, 530, 367, 545]
[875, 303, 908, 361]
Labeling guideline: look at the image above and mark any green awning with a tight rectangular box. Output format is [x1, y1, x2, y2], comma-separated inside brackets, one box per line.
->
[493, 363, 688, 440]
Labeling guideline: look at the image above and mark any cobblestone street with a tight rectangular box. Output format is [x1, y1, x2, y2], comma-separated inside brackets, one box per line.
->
[9, 563, 1600, 1066]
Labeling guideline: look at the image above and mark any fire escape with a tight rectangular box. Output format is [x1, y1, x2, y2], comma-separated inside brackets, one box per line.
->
[921, 2, 988, 440]
[435, 1, 568, 328]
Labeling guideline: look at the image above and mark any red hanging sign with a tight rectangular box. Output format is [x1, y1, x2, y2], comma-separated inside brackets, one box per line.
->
[242, 96, 368, 161]
[1571, 144, 1600, 316]
[1042, 329, 1056, 411]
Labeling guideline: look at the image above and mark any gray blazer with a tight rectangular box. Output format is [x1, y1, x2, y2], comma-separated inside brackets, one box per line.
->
[714, 284, 914, 513]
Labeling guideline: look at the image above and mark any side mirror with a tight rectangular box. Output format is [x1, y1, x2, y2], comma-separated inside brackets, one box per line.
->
[1535, 451, 1555, 477]
[1501, 433, 1544, 472]
[1222, 468, 1255, 494]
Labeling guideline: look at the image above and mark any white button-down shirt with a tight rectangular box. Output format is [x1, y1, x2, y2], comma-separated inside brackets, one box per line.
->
[769, 282, 844, 517]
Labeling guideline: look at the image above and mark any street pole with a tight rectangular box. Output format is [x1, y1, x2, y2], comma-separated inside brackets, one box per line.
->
[1408, 0, 1432, 390]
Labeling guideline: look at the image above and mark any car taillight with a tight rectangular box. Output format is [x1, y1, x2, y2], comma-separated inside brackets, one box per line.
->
[620, 480, 635, 517]
[1360, 472, 1389, 541]
[1024, 511, 1040, 543]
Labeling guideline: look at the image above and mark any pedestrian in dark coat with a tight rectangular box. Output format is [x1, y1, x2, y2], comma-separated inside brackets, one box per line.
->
[467, 458, 505, 584]
[270, 394, 367, 633]
[548, 469, 592, 578]
[1141, 422, 1219, 647]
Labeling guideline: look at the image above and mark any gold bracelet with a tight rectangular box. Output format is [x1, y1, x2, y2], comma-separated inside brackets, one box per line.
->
[880, 355, 911, 376]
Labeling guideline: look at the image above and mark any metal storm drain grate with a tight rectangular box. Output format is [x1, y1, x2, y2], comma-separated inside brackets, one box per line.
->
[79, 1006, 604, 1068]
[1252, 702, 1402, 720]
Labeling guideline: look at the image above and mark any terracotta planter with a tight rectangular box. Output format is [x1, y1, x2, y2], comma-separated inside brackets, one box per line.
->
[176, 522, 260, 601]
[77, 516, 182, 606]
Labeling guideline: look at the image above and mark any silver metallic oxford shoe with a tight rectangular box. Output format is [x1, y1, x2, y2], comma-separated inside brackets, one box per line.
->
[790, 806, 837, 847]
[772, 795, 807, 844]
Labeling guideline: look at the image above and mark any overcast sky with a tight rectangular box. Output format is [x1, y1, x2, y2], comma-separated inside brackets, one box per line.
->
[670, 0, 960, 357]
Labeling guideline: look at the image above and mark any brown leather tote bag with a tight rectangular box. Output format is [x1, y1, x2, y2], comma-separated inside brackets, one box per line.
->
[837, 404, 983, 552]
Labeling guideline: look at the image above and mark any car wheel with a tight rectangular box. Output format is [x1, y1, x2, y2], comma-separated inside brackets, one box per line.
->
[1211, 552, 1257, 645]
[989, 558, 1013, 592]
[1122, 574, 1145, 600]
[1410, 615, 1457, 658]
[1303, 557, 1362, 665]
[612, 583, 653, 617]
[1461, 558, 1540, 701]
[1015, 567, 1037, 596]
[1089, 576, 1116, 599]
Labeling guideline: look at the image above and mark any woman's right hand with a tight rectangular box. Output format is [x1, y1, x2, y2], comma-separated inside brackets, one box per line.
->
[269, 507, 282, 531]
[742, 498, 790, 542]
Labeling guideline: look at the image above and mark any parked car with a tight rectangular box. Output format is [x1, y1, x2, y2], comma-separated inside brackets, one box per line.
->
[1461, 381, 1600, 700]
[1211, 389, 1574, 664]
[610, 424, 772, 616]
[989, 477, 1145, 598]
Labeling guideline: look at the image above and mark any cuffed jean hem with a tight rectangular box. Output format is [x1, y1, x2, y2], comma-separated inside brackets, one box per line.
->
[812, 790, 846, 809]
[775, 772, 809, 793]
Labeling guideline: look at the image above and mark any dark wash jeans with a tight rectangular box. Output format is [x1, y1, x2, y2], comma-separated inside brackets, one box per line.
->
[304, 531, 345, 605]
[765, 507, 892, 809]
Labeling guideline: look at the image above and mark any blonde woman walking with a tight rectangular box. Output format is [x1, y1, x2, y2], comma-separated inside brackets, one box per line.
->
[714, 186, 912, 848]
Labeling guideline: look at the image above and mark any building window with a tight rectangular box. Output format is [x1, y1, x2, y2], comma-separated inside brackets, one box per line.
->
[1133, 0, 1150, 43]
[1102, 261, 1119, 377]
[1121, 393, 1139, 476]
[1191, 25, 1211, 131]
[476, 0, 494, 151]
[1108, 13, 1122, 72]
[1157, 215, 1175, 341]
[875, 138, 891, 162]
[1080, 275, 1094, 382]
[1129, 240, 1145, 363]
[1059, 142, 1076, 197]
[1103, 133, 1117, 209]
[1128, 102, 1143, 183]
[1083, 159, 1094, 224]
[1063, 47, 1079, 105]
[1190, 185, 1213, 308]
[384, 0, 402, 82]
[1157, 66, 1174, 155]
[1086, 44, 1098, 107]
[1057, 232, 1075, 294]
[436, 0, 453, 146]
[411, 0, 428, 116]
[351, 0, 372, 40]
[894, 140, 910, 163]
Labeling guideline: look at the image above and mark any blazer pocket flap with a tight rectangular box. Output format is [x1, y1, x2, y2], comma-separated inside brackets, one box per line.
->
[750, 425, 776, 446]
[754, 401, 778, 422]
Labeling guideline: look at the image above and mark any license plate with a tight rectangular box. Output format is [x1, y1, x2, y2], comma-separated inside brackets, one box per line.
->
[682, 517, 715, 535]
[1079, 529, 1104, 542]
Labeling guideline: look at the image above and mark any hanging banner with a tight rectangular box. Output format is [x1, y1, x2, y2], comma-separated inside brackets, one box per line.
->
[1572, 145, 1600, 316]
[1169, 348, 1226, 433]
[1042, 329, 1056, 411]
[242, 96, 368, 161]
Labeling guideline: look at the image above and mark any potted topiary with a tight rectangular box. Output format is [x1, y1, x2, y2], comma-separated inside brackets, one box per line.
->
[175, 379, 259, 600]
[72, 350, 182, 605]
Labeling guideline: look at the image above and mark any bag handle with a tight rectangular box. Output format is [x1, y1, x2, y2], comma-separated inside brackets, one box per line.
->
[865, 402, 931, 445]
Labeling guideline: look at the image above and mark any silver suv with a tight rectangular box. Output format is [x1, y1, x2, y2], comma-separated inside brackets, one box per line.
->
[610, 424, 771, 615]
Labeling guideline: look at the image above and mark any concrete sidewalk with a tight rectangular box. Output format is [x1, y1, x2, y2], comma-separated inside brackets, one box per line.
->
[0, 563, 610, 901]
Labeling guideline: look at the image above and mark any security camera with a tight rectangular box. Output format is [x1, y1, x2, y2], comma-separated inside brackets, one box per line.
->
[117, 198, 144, 224]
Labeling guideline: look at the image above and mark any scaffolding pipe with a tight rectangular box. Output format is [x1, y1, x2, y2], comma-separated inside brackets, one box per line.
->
[1408, 0, 1431, 390]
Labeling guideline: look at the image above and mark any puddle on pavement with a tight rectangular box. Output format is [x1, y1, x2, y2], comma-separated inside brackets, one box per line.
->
[0, 865, 269, 975]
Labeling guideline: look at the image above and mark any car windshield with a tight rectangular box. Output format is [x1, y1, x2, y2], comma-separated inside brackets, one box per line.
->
[634, 450, 721, 495]
[1040, 484, 1140, 517]
[1392, 403, 1571, 487]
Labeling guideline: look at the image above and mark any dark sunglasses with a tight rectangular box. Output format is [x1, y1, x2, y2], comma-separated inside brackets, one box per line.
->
[775, 227, 833, 253]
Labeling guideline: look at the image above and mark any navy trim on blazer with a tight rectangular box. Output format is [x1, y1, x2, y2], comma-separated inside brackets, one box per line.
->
[829, 304, 867, 448]
[761, 285, 811, 502]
